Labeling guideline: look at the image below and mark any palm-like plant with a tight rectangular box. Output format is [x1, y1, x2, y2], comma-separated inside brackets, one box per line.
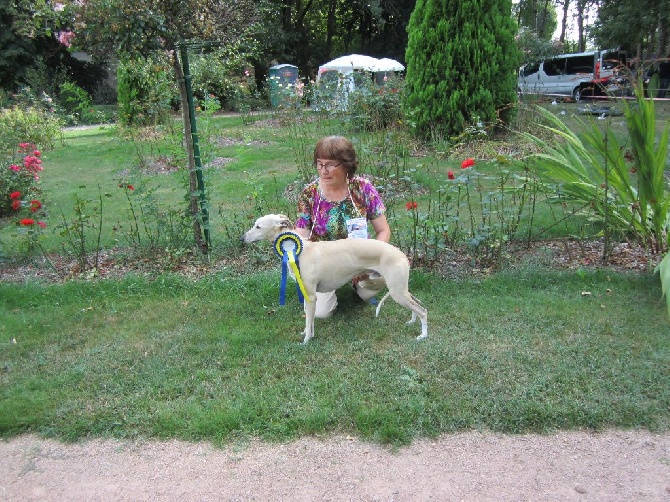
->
[521, 83, 669, 253]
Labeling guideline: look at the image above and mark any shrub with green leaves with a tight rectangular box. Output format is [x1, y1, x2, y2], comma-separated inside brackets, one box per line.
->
[404, 0, 520, 140]
[345, 75, 405, 132]
[0, 105, 62, 154]
[117, 56, 174, 127]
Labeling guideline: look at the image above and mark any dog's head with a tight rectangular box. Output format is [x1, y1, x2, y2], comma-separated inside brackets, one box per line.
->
[241, 214, 294, 244]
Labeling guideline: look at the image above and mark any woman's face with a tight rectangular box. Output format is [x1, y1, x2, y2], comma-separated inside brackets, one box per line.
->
[315, 158, 347, 188]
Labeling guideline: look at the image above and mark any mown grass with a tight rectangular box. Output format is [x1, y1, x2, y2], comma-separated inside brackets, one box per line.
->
[1, 266, 668, 446]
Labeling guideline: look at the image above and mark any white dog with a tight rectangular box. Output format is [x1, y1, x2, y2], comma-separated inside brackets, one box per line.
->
[242, 214, 428, 344]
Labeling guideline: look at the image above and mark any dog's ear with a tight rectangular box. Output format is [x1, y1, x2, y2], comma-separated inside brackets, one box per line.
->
[277, 214, 294, 230]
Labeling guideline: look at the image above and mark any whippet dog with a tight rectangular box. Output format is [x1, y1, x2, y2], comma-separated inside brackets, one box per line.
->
[242, 214, 428, 344]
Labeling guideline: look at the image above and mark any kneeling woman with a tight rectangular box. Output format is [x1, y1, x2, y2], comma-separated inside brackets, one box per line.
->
[294, 135, 390, 318]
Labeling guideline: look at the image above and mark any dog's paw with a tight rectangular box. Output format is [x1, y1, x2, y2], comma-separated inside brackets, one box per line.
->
[415, 333, 428, 341]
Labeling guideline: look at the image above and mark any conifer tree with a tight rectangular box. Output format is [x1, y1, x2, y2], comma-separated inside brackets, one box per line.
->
[404, 0, 520, 140]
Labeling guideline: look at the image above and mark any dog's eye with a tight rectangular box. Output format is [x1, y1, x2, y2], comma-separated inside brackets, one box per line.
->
[256, 225, 261, 229]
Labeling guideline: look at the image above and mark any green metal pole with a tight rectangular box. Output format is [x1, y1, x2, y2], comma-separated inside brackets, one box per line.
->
[179, 44, 211, 249]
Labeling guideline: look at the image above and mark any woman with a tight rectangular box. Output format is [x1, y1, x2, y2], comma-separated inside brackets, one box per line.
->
[295, 135, 390, 318]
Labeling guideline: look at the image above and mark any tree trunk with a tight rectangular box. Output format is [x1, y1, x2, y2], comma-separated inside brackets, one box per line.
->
[559, 0, 570, 43]
[172, 51, 206, 254]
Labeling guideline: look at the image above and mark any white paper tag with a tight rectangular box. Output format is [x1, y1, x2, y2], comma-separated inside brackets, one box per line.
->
[346, 217, 368, 239]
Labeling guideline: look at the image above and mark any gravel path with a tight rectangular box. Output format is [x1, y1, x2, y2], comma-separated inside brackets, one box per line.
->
[2, 430, 670, 501]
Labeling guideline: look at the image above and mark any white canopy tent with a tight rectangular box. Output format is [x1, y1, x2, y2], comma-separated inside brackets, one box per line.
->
[315, 54, 405, 109]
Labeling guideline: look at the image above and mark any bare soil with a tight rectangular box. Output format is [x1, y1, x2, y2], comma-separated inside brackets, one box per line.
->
[2, 431, 669, 501]
[2, 240, 668, 501]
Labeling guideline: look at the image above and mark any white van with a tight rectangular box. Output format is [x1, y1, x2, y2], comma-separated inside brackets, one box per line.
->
[518, 49, 626, 100]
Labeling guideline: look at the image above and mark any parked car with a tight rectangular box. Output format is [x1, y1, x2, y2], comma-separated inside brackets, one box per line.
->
[518, 49, 627, 101]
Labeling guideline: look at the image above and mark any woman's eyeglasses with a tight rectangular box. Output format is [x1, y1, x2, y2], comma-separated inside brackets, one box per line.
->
[315, 162, 341, 171]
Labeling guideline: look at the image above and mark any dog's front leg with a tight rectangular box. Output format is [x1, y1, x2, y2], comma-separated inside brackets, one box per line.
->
[302, 299, 316, 344]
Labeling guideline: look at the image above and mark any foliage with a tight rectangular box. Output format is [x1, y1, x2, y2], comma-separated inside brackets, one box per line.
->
[0, 104, 62, 154]
[404, 0, 521, 140]
[516, 28, 566, 66]
[116, 56, 174, 127]
[522, 85, 670, 253]
[591, 0, 669, 57]
[343, 75, 405, 132]
[512, 0, 557, 40]
[189, 46, 262, 112]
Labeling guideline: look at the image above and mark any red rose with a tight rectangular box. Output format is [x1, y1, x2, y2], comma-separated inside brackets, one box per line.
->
[20, 218, 35, 226]
[461, 158, 475, 169]
[448, 171, 455, 180]
[30, 200, 42, 212]
[10, 191, 21, 199]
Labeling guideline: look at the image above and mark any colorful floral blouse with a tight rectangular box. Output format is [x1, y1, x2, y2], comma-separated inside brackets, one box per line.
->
[295, 176, 386, 241]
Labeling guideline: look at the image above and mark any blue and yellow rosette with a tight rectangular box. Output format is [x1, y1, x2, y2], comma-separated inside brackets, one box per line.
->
[273, 232, 310, 305]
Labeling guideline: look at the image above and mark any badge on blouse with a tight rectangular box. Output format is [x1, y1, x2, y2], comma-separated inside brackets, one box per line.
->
[346, 216, 368, 239]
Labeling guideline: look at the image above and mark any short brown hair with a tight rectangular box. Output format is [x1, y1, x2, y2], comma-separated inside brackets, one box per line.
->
[313, 136, 358, 176]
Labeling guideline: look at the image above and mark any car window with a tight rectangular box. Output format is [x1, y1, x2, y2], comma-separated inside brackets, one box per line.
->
[520, 62, 540, 77]
[544, 58, 566, 76]
[565, 55, 594, 74]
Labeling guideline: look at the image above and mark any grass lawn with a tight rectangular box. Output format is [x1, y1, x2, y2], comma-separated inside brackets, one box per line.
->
[1, 100, 669, 446]
[1, 267, 669, 446]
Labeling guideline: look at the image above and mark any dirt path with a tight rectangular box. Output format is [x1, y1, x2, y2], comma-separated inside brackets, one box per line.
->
[2, 430, 669, 501]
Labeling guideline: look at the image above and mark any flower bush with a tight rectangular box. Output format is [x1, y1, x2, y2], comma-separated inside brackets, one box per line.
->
[1, 143, 44, 218]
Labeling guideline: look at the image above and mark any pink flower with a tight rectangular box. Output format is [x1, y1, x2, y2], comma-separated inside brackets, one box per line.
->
[461, 158, 475, 169]
[57, 31, 76, 48]
[37, 221, 47, 229]
[9, 164, 20, 172]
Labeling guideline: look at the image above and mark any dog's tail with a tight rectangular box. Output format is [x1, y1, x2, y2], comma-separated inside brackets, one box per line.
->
[375, 292, 391, 317]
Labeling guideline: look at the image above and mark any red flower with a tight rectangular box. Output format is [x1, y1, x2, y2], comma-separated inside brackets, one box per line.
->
[12, 200, 21, 210]
[461, 158, 475, 169]
[448, 171, 455, 180]
[37, 221, 47, 229]
[10, 191, 21, 199]
[127, 184, 134, 190]
[405, 201, 417, 210]
[30, 200, 42, 212]
[20, 218, 35, 226]
[9, 164, 20, 172]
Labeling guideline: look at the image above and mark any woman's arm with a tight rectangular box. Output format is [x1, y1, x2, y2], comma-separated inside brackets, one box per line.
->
[370, 214, 391, 242]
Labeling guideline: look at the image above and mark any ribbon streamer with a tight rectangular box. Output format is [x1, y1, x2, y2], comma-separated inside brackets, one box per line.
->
[274, 232, 311, 305]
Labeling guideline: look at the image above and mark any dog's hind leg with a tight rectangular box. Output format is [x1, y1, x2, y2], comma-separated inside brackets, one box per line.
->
[389, 291, 428, 341]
